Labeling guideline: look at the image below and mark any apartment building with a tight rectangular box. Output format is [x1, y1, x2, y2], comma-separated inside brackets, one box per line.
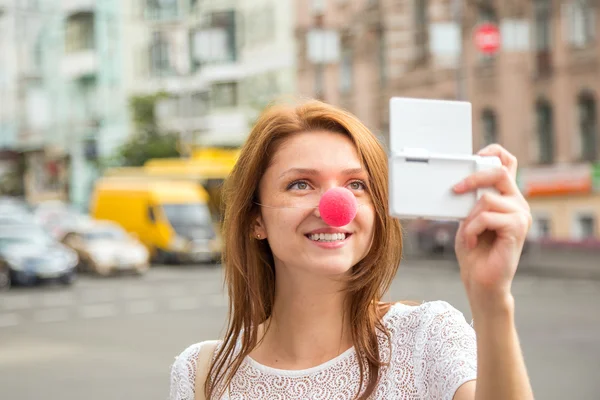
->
[296, 0, 600, 243]
[124, 0, 296, 149]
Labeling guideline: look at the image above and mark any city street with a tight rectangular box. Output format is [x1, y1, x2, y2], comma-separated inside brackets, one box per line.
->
[0, 260, 599, 400]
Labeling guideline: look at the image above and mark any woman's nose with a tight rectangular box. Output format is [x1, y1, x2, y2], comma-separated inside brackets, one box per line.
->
[317, 187, 358, 227]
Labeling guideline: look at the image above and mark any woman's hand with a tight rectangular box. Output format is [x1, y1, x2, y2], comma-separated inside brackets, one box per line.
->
[453, 144, 532, 309]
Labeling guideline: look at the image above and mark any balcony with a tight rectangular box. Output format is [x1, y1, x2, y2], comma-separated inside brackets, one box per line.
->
[62, 0, 95, 15]
[61, 49, 98, 80]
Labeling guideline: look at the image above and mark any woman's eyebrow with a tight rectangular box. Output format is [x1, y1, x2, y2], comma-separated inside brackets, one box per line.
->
[278, 167, 366, 179]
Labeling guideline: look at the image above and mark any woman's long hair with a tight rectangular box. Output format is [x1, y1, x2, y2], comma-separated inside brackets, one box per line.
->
[206, 99, 403, 399]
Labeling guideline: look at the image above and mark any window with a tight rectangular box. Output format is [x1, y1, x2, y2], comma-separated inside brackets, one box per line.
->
[339, 46, 353, 93]
[211, 82, 237, 108]
[536, 100, 554, 164]
[534, 0, 552, 75]
[566, 0, 595, 47]
[481, 109, 498, 146]
[414, 0, 428, 63]
[150, 31, 171, 76]
[65, 13, 95, 54]
[574, 213, 596, 239]
[191, 10, 236, 68]
[311, 0, 326, 15]
[532, 216, 552, 239]
[578, 92, 598, 161]
[145, 0, 179, 20]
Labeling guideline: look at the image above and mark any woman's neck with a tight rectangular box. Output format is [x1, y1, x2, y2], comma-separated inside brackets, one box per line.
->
[251, 270, 353, 370]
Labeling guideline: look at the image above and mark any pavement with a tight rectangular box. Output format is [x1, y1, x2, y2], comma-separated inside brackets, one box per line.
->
[402, 231, 600, 281]
[0, 261, 599, 400]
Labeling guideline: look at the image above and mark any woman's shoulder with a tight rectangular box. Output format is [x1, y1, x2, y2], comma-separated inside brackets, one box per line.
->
[169, 340, 222, 400]
[383, 300, 473, 334]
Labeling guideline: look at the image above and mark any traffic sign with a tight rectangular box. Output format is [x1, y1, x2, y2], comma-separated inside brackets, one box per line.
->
[474, 23, 501, 55]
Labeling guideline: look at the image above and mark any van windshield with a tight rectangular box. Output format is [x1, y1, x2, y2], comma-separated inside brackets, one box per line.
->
[161, 203, 212, 227]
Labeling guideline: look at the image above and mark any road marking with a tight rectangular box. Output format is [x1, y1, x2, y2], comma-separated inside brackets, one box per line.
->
[168, 297, 200, 311]
[1, 295, 33, 311]
[0, 313, 20, 327]
[34, 309, 69, 323]
[80, 304, 118, 319]
[127, 300, 156, 315]
[40, 293, 74, 308]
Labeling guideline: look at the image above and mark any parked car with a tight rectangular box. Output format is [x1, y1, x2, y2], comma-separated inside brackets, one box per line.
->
[0, 196, 31, 215]
[33, 202, 91, 240]
[60, 220, 150, 276]
[408, 219, 532, 257]
[0, 257, 10, 291]
[409, 219, 459, 256]
[0, 225, 78, 287]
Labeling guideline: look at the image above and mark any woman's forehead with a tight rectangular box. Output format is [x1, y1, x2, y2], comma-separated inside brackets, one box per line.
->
[270, 130, 362, 171]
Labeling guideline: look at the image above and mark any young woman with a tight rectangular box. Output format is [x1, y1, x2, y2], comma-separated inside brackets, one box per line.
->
[169, 100, 534, 400]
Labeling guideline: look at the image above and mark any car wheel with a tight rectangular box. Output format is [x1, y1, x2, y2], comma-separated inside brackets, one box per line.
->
[134, 265, 149, 276]
[59, 272, 75, 286]
[153, 249, 169, 265]
[0, 268, 11, 291]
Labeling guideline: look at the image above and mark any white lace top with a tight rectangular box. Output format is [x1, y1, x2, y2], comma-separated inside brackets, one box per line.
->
[169, 301, 477, 400]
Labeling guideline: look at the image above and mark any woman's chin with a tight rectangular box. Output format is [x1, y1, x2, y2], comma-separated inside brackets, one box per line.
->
[307, 258, 355, 277]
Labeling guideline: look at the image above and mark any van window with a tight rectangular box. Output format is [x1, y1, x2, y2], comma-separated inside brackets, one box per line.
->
[162, 203, 211, 227]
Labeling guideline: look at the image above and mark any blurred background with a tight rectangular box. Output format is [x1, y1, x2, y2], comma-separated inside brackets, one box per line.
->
[0, 0, 599, 399]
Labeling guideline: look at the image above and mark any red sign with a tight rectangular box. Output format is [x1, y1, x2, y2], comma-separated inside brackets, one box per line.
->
[519, 164, 593, 198]
[474, 23, 501, 54]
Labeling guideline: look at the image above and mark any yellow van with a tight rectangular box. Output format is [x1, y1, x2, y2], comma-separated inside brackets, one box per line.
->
[89, 178, 221, 264]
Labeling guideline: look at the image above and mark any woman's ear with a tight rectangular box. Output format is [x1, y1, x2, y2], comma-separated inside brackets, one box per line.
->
[253, 215, 267, 240]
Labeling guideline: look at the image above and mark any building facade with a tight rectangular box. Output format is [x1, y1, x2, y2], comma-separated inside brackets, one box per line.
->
[123, 0, 296, 149]
[0, 0, 54, 198]
[59, 0, 128, 210]
[0, 0, 129, 209]
[295, 0, 600, 243]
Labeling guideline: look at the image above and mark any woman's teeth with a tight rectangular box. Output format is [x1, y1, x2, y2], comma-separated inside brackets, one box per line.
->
[308, 233, 347, 242]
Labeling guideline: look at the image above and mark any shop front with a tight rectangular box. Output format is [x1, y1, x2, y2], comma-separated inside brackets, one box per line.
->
[519, 163, 600, 244]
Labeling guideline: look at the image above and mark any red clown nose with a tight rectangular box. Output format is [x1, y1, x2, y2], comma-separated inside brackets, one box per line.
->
[318, 187, 358, 227]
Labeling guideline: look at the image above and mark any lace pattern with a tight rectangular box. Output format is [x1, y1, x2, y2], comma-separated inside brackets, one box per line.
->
[169, 301, 477, 400]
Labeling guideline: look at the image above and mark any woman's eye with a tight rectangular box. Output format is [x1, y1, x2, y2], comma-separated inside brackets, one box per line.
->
[348, 181, 366, 191]
[288, 181, 310, 190]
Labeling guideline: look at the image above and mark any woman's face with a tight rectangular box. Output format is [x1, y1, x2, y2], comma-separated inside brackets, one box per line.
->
[255, 130, 375, 276]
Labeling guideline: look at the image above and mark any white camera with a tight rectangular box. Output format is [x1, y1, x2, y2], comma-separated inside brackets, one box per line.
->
[388, 97, 501, 221]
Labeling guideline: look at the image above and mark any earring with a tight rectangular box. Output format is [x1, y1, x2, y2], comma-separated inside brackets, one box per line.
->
[256, 234, 261, 239]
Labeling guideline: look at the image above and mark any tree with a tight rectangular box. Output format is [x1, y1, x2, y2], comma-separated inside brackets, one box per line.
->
[113, 93, 181, 167]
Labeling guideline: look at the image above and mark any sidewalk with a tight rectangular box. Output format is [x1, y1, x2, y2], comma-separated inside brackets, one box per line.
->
[518, 246, 600, 280]
[402, 235, 600, 281]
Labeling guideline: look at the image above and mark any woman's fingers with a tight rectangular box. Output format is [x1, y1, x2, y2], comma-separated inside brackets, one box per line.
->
[478, 144, 518, 178]
[465, 192, 521, 223]
[453, 165, 519, 196]
[462, 211, 529, 249]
